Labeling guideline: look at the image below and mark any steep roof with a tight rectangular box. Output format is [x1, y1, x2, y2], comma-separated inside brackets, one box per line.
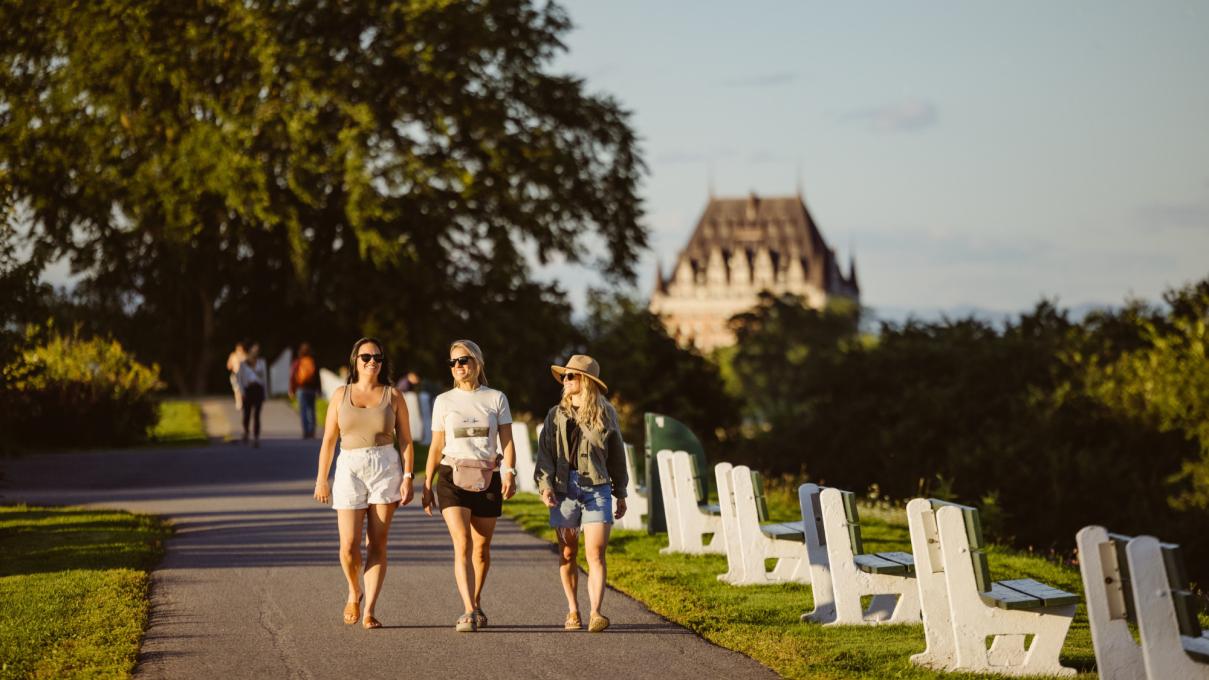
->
[680, 192, 828, 263]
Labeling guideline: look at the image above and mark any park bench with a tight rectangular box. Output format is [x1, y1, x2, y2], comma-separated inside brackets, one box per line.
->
[915, 500, 1077, 675]
[1088, 528, 1209, 679]
[615, 443, 649, 531]
[656, 448, 724, 555]
[714, 464, 810, 585]
[796, 483, 838, 623]
[512, 422, 538, 494]
[644, 413, 713, 534]
[1076, 526, 1146, 679]
[814, 487, 920, 626]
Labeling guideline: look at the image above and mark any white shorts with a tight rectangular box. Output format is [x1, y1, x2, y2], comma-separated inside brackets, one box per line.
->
[331, 445, 403, 510]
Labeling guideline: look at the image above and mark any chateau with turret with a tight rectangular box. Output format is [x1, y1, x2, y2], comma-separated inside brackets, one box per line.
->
[649, 192, 859, 350]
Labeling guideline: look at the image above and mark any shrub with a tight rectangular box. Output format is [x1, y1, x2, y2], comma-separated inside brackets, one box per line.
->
[1, 326, 163, 451]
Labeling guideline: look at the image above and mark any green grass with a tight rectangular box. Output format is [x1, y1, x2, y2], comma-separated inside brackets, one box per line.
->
[147, 400, 207, 446]
[503, 491, 1103, 680]
[0, 505, 170, 679]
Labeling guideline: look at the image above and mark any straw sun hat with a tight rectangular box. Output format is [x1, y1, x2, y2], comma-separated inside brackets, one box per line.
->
[550, 354, 608, 393]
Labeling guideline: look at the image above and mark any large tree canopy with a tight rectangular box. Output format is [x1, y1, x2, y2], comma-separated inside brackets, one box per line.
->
[1, 0, 646, 396]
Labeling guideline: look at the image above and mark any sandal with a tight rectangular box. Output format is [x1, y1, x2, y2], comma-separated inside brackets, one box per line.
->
[564, 611, 582, 630]
[588, 613, 610, 633]
[472, 607, 488, 629]
[455, 612, 477, 632]
[362, 614, 382, 630]
[342, 595, 363, 625]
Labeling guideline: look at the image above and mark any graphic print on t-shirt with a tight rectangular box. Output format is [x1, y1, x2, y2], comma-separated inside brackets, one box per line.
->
[451, 412, 490, 440]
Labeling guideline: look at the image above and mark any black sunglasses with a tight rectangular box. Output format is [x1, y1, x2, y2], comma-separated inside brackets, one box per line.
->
[562, 373, 580, 382]
[447, 356, 473, 367]
[358, 353, 383, 364]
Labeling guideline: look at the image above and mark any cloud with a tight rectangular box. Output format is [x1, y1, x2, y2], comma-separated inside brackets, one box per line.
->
[843, 98, 938, 132]
[654, 148, 738, 164]
[720, 71, 798, 88]
[1136, 200, 1209, 230]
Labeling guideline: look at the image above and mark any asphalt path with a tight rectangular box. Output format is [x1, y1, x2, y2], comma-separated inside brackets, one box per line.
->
[0, 399, 778, 680]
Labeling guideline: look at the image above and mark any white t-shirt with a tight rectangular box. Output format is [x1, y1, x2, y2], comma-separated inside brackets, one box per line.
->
[431, 386, 512, 461]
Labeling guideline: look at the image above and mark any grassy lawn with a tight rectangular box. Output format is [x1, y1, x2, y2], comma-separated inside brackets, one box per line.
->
[0, 505, 170, 679]
[147, 400, 207, 446]
[503, 490, 1104, 680]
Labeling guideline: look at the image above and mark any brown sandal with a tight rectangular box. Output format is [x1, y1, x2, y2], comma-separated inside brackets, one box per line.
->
[564, 611, 582, 630]
[362, 614, 382, 630]
[343, 595, 362, 625]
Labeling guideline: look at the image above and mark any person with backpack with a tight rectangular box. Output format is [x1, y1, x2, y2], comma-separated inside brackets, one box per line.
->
[289, 342, 321, 439]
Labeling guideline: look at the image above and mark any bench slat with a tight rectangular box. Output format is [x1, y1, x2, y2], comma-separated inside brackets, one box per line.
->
[997, 578, 1080, 608]
[751, 470, 769, 523]
[875, 551, 917, 576]
[971, 549, 993, 593]
[981, 582, 1045, 610]
[1105, 532, 1137, 622]
[1184, 634, 1209, 664]
[1160, 543, 1204, 638]
[854, 553, 911, 576]
[760, 521, 805, 543]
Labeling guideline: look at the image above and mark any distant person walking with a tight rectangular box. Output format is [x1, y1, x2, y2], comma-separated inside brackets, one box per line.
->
[421, 340, 517, 632]
[226, 342, 247, 411]
[289, 342, 320, 439]
[535, 355, 628, 633]
[313, 337, 414, 629]
[237, 343, 268, 447]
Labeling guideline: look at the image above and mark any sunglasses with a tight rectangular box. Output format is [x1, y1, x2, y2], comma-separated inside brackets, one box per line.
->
[358, 353, 383, 364]
[447, 356, 473, 367]
[562, 373, 580, 382]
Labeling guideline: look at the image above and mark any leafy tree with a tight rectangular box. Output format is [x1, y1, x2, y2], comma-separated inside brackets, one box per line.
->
[1, 0, 645, 394]
[578, 290, 739, 456]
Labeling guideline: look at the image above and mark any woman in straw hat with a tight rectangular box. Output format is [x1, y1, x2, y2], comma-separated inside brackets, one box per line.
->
[421, 339, 517, 632]
[535, 355, 628, 632]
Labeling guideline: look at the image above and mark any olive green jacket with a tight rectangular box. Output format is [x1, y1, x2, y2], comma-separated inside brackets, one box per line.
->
[535, 402, 628, 499]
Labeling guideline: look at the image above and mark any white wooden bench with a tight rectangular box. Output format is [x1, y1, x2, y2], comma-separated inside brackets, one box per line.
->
[615, 443, 649, 531]
[932, 502, 1078, 675]
[715, 464, 810, 585]
[1076, 525, 1146, 680]
[817, 487, 920, 626]
[796, 483, 837, 623]
[656, 449, 723, 555]
[512, 421, 538, 494]
[1126, 534, 1209, 679]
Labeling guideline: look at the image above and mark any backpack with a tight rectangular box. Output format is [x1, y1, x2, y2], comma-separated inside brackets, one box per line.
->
[294, 356, 317, 387]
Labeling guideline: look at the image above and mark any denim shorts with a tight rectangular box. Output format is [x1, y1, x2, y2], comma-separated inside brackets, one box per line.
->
[550, 470, 614, 528]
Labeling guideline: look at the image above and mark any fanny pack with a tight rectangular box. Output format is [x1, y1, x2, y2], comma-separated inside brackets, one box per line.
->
[442, 456, 497, 492]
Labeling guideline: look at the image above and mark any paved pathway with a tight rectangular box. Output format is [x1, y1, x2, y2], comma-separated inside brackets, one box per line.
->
[0, 399, 777, 680]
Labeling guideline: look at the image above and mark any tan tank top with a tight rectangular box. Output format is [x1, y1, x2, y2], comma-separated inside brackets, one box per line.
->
[337, 385, 394, 449]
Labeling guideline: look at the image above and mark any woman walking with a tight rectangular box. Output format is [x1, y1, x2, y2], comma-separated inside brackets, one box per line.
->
[313, 337, 415, 629]
[535, 355, 627, 633]
[421, 340, 517, 632]
[236, 343, 267, 447]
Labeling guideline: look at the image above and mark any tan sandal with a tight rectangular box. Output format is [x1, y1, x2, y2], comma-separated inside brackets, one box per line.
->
[588, 613, 610, 632]
[472, 607, 488, 629]
[342, 595, 362, 625]
[362, 614, 382, 630]
[564, 611, 582, 630]
[455, 612, 477, 632]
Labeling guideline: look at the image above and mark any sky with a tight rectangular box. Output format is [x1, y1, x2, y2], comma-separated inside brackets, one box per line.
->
[536, 0, 1209, 319]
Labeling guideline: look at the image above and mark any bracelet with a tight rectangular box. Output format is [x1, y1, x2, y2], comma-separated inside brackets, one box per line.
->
[402, 472, 414, 480]
[501, 466, 517, 476]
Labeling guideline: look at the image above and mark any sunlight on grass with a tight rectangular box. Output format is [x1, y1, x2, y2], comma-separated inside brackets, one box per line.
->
[0, 505, 170, 679]
[503, 492, 1100, 679]
[148, 400, 207, 445]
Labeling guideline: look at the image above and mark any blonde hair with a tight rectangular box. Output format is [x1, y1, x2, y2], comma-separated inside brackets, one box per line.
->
[561, 376, 607, 439]
[449, 339, 488, 386]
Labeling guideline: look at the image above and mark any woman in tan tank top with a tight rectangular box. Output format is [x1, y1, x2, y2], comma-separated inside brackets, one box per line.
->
[313, 337, 415, 629]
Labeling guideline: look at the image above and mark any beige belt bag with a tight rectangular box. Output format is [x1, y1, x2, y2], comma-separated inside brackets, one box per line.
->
[442, 456, 496, 492]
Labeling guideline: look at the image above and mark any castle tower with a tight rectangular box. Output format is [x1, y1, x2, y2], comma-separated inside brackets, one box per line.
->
[649, 191, 860, 350]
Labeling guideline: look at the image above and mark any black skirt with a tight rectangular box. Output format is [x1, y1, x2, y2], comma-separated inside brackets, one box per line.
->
[434, 464, 503, 518]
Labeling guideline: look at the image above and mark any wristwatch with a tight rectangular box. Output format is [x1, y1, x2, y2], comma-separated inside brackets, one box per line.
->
[402, 471, 414, 479]
[500, 466, 517, 476]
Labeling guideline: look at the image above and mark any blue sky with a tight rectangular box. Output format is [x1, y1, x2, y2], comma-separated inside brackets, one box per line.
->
[538, 0, 1209, 317]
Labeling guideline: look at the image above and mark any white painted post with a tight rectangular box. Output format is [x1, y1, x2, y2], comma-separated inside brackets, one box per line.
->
[1127, 535, 1209, 680]
[906, 498, 957, 670]
[511, 422, 538, 494]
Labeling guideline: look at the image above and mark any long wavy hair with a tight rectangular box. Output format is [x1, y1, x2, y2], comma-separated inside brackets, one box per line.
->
[346, 337, 392, 386]
[560, 376, 609, 442]
[449, 339, 488, 387]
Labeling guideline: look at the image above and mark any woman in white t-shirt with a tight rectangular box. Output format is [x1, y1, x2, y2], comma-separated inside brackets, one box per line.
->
[421, 339, 517, 633]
